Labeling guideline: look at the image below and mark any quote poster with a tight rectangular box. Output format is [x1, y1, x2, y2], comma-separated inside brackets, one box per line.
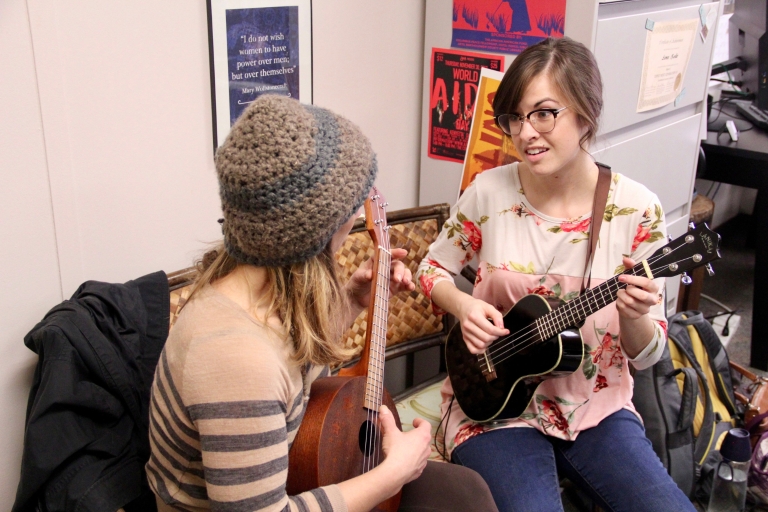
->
[429, 48, 504, 163]
[460, 67, 521, 197]
[225, 7, 300, 125]
[452, 0, 566, 55]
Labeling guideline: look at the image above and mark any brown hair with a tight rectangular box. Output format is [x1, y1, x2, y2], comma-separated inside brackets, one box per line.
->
[186, 242, 355, 367]
[493, 37, 603, 149]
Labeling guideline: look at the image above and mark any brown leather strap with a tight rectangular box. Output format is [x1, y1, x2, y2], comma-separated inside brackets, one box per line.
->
[730, 360, 759, 382]
[581, 162, 612, 295]
[734, 391, 750, 406]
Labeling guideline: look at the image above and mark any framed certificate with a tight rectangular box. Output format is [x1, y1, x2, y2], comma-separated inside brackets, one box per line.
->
[207, 0, 312, 149]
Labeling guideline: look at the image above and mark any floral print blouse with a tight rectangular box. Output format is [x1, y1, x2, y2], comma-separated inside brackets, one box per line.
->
[416, 163, 668, 457]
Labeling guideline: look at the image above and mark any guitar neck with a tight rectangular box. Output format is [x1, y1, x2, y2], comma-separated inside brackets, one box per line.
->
[536, 265, 643, 339]
[364, 246, 391, 411]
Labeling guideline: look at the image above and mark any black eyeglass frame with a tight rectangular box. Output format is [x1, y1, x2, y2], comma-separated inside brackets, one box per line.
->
[494, 106, 569, 136]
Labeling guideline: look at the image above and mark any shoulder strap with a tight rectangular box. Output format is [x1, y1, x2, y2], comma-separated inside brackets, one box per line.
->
[667, 325, 717, 467]
[581, 162, 612, 294]
[674, 311, 737, 415]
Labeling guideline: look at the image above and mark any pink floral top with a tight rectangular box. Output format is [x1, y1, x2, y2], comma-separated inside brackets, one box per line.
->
[416, 163, 668, 457]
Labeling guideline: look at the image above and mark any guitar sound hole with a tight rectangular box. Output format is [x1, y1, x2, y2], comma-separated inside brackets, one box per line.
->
[358, 420, 377, 457]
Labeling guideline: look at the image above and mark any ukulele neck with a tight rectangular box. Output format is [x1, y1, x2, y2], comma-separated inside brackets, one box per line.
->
[364, 246, 391, 410]
[536, 264, 646, 340]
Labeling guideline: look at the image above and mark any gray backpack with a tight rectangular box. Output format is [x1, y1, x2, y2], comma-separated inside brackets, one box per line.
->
[632, 310, 738, 500]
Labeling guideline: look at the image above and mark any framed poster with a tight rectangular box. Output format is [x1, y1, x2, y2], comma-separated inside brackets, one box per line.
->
[460, 67, 520, 197]
[636, 18, 698, 113]
[451, 0, 565, 55]
[207, 0, 312, 148]
[428, 48, 504, 163]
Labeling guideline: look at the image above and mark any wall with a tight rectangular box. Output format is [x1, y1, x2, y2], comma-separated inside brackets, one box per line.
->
[0, 0, 63, 505]
[0, 0, 426, 505]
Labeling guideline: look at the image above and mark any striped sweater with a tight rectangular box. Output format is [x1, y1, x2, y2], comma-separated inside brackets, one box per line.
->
[147, 286, 347, 512]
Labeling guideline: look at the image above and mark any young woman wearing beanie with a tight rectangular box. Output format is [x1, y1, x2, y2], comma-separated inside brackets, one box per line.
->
[416, 37, 696, 512]
[146, 95, 498, 512]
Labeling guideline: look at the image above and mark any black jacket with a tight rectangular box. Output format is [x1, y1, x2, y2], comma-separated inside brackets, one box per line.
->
[13, 271, 169, 512]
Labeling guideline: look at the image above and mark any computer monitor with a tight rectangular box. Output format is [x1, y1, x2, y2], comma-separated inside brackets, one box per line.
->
[729, 0, 768, 109]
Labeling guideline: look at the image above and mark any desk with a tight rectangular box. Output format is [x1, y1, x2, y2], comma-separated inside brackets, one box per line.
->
[700, 113, 768, 369]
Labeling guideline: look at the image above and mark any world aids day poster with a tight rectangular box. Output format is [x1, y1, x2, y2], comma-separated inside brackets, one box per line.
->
[429, 48, 504, 163]
[451, 0, 565, 55]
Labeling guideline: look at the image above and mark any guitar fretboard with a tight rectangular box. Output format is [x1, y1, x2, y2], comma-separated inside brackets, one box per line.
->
[535, 266, 643, 340]
[363, 246, 391, 411]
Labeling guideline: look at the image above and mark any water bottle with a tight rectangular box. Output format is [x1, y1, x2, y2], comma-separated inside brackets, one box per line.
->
[708, 428, 752, 512]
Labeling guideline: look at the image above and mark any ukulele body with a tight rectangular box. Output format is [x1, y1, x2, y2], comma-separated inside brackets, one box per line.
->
[445, 294, 584, 423]
[286, 375, 402, 512]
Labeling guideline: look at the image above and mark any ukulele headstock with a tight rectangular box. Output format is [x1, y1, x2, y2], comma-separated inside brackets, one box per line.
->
[364, 186, 389, 248]
[645, 223, 721, 279]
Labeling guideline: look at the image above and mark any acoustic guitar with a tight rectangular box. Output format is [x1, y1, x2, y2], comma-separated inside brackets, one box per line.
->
[286, 187, 402, 511]
[445, 223, 722, 423]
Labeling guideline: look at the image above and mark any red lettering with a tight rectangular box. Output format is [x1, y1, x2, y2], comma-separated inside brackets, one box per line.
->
[451, 69, 480, 82]
[452, 81, 461, 116]
[474, 149, 501, 170]
[482, 116, 503, 137]
[431, 78, 447, 110]
[464, 83, 478, 114]
[480, 130, 502, 146]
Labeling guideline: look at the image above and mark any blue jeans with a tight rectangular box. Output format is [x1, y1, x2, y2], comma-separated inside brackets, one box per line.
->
[451, 409, 696, 512]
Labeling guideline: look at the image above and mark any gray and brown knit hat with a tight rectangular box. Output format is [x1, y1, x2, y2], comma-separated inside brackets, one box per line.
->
[215, 95, 378, 267]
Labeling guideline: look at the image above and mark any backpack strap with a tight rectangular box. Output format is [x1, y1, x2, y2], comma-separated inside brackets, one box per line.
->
[668, 330, 717, 468]
[668, 367, 700, 441]
[674, 311, 737, 416]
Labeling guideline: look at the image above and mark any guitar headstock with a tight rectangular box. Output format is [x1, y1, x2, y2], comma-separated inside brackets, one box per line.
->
[645, 223, 721, 279]
[364, 186, 389, 249]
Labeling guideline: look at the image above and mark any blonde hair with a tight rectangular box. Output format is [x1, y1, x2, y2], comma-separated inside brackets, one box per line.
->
[187, 242, 355, 367]
[493, 37, 603, 149]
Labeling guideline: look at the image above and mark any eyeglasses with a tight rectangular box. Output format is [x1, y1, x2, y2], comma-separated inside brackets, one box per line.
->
[494, 106, 569, 136]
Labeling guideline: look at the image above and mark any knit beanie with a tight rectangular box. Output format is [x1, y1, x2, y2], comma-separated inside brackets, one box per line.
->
[215, 95, 378, 267]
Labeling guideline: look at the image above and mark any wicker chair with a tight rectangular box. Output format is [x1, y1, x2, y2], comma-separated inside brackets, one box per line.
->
[166, 203, 455, 396]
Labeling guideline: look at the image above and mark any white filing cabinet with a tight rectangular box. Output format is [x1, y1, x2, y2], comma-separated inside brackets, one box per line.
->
[418, 0, 723, 314]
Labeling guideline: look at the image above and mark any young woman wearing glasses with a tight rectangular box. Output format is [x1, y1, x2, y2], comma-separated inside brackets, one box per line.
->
[416, 37, 696, 512]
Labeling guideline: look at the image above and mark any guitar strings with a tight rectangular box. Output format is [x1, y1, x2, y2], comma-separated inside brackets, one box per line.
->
[483, 253, 697, 368]
[362, 204, 391, 474]
[478, 248, 695, 370]
[370, 233, 387, 470]
[372, 253, 390, 471]
[482, 243, 686, 359]
[481, 243, 688, 361]
[373, 207, 388, 472]
[364, 258, 384, 472]
[483, 251, 694, 367]
[373, 236, 391, 470]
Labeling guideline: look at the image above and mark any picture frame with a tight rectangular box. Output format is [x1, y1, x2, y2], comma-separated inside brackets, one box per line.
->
[207, 0, 313, 150]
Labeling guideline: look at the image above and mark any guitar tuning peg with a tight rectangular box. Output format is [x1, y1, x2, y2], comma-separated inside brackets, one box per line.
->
[688, 221, 696, 231]
[705, 263, 715, 277]
[681, 272, 692, 285]
[667, 235, 673, 243]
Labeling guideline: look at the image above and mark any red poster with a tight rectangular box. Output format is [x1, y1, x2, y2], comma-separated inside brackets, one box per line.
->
[452, 0, 565, 55]
[428, 48, 504, 163]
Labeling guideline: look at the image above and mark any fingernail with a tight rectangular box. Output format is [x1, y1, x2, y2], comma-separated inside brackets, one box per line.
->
[380, 405, 390, 415]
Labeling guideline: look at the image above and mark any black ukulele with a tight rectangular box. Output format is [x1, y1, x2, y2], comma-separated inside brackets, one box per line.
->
[445, 223, 722, 423]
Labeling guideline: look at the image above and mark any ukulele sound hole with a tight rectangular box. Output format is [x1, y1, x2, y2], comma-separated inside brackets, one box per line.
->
[358, 420, 377, 457]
